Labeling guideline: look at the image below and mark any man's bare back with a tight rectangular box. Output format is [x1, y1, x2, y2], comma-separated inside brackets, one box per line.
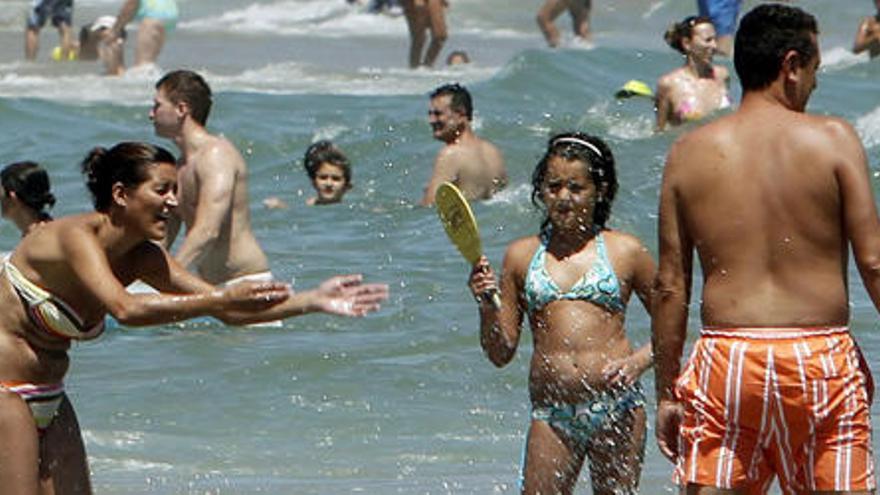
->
[662, 103, 867, 327]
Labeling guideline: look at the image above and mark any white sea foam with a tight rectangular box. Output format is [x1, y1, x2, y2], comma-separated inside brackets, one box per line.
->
[855, 104, 880, 150]
[821, 45, 870, 72]
[181, 0, 407, 38]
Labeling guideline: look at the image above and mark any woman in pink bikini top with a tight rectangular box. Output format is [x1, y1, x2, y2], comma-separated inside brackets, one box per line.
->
[655, 15, 732, 131]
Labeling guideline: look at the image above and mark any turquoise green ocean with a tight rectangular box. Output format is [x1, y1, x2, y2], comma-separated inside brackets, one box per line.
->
[0, 0, 878, 493]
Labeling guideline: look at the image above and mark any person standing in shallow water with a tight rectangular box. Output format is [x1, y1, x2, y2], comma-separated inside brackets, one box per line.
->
[654, 5, 876, 492]
[400, 0, 447, 68]
[0, 161, 55, 237]
[655, 16, 731, 131]
[0, 141, 388, 495]
[536, 0, 592, 48]
[469, 132, 654, 495]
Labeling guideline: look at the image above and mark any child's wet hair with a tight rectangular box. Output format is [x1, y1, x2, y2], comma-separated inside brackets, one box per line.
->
[531, 132, 618, 230]
[303, 140, 352, 185]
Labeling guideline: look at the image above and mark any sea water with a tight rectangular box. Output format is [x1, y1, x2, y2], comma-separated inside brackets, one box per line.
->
[0, 0, 877, 493]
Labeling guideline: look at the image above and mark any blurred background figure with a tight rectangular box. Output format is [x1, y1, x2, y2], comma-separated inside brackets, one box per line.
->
[0, 161, 55, 237]
[445, 49, 470, 65]
[400, 0, 448, 68]
[536, 0, 592, 48]
[107, 0, 178, 69]
[696, 0, 741, 56]
[654, 15, 730, 131]
[25, 0, 74, 61]
[77, 16, 125, 75]
[853, 0, 880, 58]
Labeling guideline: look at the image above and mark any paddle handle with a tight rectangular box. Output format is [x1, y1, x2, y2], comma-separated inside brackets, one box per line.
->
[482, 290, 501, 310]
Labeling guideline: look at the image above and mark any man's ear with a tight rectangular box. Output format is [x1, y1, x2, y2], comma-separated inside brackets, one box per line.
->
[111, 182, 128, 208]
[782, 49, 802, 83]
[176, 100, 190, 121]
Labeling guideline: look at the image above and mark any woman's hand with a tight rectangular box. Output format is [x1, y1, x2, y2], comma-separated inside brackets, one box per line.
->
[311, 274, 389, 317]
[602, 355, 645, 387]
[468, 256, 497, 305]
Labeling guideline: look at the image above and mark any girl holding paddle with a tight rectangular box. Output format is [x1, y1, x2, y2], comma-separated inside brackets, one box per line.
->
[468, 132, 654, 494]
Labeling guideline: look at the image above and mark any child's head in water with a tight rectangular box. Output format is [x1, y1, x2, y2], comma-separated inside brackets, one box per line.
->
[303, 141, 352, 205]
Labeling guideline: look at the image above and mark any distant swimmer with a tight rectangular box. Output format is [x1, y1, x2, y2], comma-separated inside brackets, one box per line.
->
[853, 0, 880, 58]
[0, 161, 55, 236]
[107, 0, 178, 69]
[263, 140, 353, 209]
[420, 83, 507, 206]
[536, 0, 592, 48]
[0, 141, 388, 495]
[655, 16, 730, 131]
[150, 70, 274, 287]
[25, 0, 75, 61]
[654, 5, 877, 492]
[696, 0, 741, 56]
[468, 132, 655, 495]
[400, 0, 448, 68]
[445, 49, 470, 65]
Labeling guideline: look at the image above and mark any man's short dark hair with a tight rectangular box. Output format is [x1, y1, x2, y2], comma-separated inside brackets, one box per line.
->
[734, 4, 818, 92]
[430, 83, 473, 120]
[155, 70, 213, 126]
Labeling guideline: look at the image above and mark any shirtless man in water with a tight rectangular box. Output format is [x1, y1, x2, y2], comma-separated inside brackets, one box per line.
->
[420, 83, 507, 206]
[151, 69, 271, 286]
[654, 4, 877, 492]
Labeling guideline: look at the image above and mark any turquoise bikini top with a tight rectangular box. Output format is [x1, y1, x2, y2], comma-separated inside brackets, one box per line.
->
[524, 230, 625, 314]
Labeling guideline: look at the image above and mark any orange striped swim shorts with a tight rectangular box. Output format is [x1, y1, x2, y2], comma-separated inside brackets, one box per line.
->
[673, 326, 876, 493]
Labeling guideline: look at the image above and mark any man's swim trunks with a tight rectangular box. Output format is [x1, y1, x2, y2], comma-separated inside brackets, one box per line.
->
[697, 0, 740, 36]
[224, 271, 282, 327]
[673, 326, 876, 493]
[27, 0, 73, 29]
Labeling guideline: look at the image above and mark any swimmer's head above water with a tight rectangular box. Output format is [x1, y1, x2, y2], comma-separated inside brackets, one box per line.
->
[428, 83, 472, 143]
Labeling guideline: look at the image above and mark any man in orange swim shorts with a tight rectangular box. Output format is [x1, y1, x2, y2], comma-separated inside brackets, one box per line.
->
[653, 4, 877, 494]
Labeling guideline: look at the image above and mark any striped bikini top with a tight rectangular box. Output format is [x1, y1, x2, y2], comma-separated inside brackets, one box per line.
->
[523, 231, 625, 315]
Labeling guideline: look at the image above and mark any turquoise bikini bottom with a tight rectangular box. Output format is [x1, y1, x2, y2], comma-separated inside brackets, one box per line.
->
[531, 382, 645, 445]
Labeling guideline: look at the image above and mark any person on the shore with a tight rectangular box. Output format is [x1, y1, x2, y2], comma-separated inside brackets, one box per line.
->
[469, 132, 654, 494]
[654, 4, 876, 492]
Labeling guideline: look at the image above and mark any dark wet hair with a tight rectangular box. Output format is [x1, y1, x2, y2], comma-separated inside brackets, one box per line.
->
[1, 161, 55, 220]
[81, 142, 176, 212]
[429, 83, 473, 120]
[734, 4, 818, 92]
[531, 132, 618, 231]
[155, 70, 213, 126]
[664, 15, 713, 54]
[303, 141, 352, 185]
[446, 50, 471, 65]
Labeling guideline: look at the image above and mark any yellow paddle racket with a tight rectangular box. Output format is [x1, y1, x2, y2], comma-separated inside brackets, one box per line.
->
[435, 182, 501, 309]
